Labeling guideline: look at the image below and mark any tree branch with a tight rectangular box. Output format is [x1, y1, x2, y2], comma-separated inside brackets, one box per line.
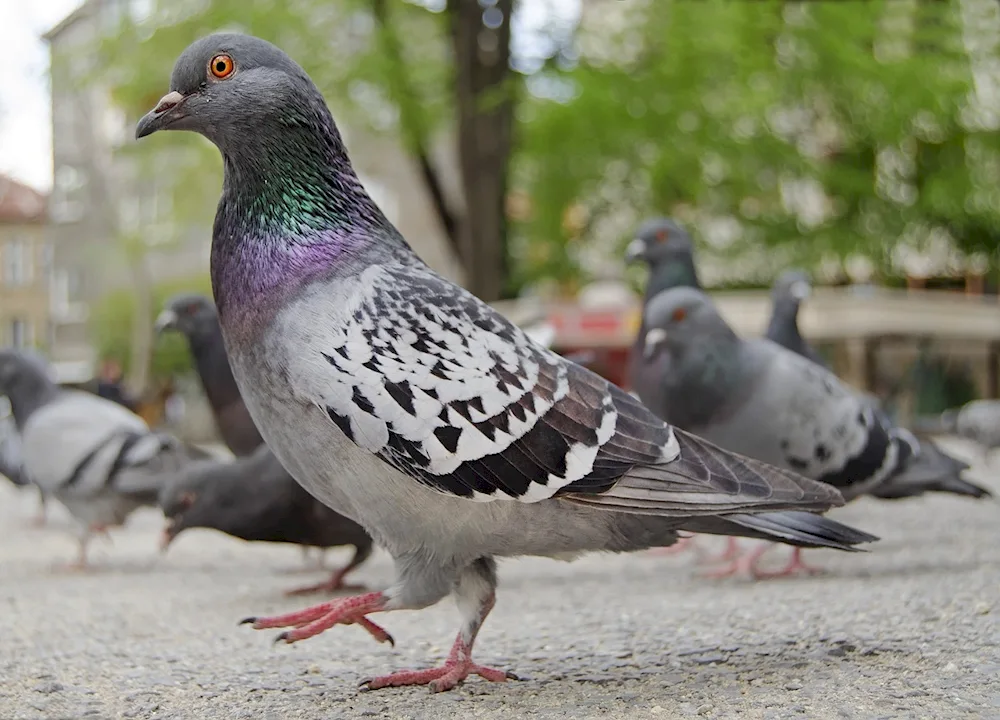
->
[370, 0, 460, 256]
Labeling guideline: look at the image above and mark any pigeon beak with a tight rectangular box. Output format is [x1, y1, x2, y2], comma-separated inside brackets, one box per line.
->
[136, 91, 187, 140]
[154, 309, 179, 334]
[624, 239, 646, 264]
[643, 328, 668, 359]
[790, 280, 812, 301]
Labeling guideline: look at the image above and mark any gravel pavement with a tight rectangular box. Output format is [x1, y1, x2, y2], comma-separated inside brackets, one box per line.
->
[1, 436, 998, 720]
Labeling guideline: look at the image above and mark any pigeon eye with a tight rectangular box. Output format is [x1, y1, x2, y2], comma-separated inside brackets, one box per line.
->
[671, 307, 687, 322]
[209, 54, 235, 79]
[656, 229, 669, 243]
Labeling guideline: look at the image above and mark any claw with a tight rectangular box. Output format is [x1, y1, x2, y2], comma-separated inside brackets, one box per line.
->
[239, 617, 257, 626]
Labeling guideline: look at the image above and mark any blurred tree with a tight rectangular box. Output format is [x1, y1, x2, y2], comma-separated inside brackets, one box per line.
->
[512, 0, 998, 292]
[99, 0, 520, 300]
[90, 274, 213, 387]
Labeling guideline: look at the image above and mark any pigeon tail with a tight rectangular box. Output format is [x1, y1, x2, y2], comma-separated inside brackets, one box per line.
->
[679, 511, 879, 552]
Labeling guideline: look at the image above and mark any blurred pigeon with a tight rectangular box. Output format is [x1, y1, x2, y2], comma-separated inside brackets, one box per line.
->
[0, 349, 209, 568]
[766, 272, 989, 501]
[765, 269, 827, 367]
[930, 400, 1000, 453]
[155, 294, 263, 456]
[624, 217, 700, 390]
[637, 287, 915, 577]
[137, 33, 877, 691]
[0, 408, 49, 525]
[160, 443, 374, 595]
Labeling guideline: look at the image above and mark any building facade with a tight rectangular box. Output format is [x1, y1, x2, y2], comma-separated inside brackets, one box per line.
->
[44, 0, 462, 385]
[0, 176, 50, 352]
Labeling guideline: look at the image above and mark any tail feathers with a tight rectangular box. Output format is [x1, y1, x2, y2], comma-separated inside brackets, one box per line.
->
[872, 475, 992, 500]
[679, 511, 879, 552]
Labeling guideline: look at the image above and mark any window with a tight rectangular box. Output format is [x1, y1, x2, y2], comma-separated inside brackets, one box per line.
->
[9, 319, 30, 349]
[3, 240, 33, 286]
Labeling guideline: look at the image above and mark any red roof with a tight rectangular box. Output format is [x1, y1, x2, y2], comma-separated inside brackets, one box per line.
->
[0, 175, 47, 224]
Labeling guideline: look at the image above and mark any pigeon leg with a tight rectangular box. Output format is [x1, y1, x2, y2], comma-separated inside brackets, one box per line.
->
[646, 534, 698, 556]
[284, 543, 372, 596]
[752, 547, 825, 579]
[701, 542, 773, 579]
[704, 537, 742, 563]
[242, 590, 394, 645]
[30, 488, 48, 527]
[361, 559, 517, 693]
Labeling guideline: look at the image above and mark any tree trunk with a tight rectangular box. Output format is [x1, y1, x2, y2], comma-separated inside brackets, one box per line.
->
[448, 0, 516, 302]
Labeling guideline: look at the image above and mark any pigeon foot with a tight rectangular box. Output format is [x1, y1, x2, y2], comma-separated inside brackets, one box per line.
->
[242, 591, 393, 645]
[752, 547, 825, 579]
[701, 543, 772, 579]
[284, 563, 367, 597]
[360, 635, 517, 693]
[646, 534, 697, 556]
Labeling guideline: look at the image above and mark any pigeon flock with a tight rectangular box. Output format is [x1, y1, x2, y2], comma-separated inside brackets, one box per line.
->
[0, 32, 994, 697]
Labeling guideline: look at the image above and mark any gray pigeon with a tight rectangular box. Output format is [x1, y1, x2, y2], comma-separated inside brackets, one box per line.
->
[933, 400, 1000, 453]
[765, 269, 827, 367]
[160, 443, 374, 595]
[136, 34, 877, 691]
[0, 349, 209, 568]
[155, 293, 264, 456]
[637, 287, 910, 577]
[765, 272, 989, 502]
[624, 217, 700, 389]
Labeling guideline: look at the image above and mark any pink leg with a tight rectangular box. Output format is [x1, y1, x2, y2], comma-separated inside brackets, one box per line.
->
[241, 591, 394, 646]
[705, 537, 742, 563]
[285, 546, 371, 596]
[753, 547, 825, 579]
[284, 566, 367, 597]
[647, 534, 698, 556]
[701, 543, 773, 579]
[361, 592, 517, 693]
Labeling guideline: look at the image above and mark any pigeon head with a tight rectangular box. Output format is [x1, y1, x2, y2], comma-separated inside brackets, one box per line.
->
[625, 218, 694, 267]
[156, 294, 218, 339]
[137, 34, 391, 331]
[135, 33, 326, 151]
[0, 350, 58, 428]
[625, 218, 701, 299]
[771, 269, 813, 305]
[641, 287, 734, 360]
[158, 458, 228, 549]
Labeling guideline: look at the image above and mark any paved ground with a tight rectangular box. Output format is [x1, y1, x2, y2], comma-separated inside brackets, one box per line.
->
[1, 437, 998, 720]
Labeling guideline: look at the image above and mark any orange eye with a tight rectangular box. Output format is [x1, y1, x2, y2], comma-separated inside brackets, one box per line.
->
[209, 54, 235, 79]
[671, 307, 687, 322]
[656, 229, 669, 243]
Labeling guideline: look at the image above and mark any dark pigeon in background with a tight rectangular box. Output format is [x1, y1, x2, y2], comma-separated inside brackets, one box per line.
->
[137, 33, 877, 691]
[765, 272, 989, 502]
[765, 269, 827, 367]
[160, 443, 374, 595]
[624, 217, 701, 390]
[638, 287, 990, 576]
[155, 294, 264, 456]
[0, 349, 209, 568]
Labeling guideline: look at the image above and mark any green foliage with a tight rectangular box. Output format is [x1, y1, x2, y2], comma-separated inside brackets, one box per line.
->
[513, 0, 996, 290]
[89, 274, 213, 383]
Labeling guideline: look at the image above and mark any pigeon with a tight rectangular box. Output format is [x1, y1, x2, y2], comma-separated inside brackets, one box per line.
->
[160, 443, 374, 595]
[765, 269, 827, 367]
[765, 272, 990, 502]
[136, 33, 877, 691]
[0, 349, 209, 568]
[0, 407, 26, 487]
[155, 293, 264, 456]
[639, 287, 994, 574]
[931, 400, 1000, 454]
[624, 217, 701, 390]
[636, 286, 918, 577]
